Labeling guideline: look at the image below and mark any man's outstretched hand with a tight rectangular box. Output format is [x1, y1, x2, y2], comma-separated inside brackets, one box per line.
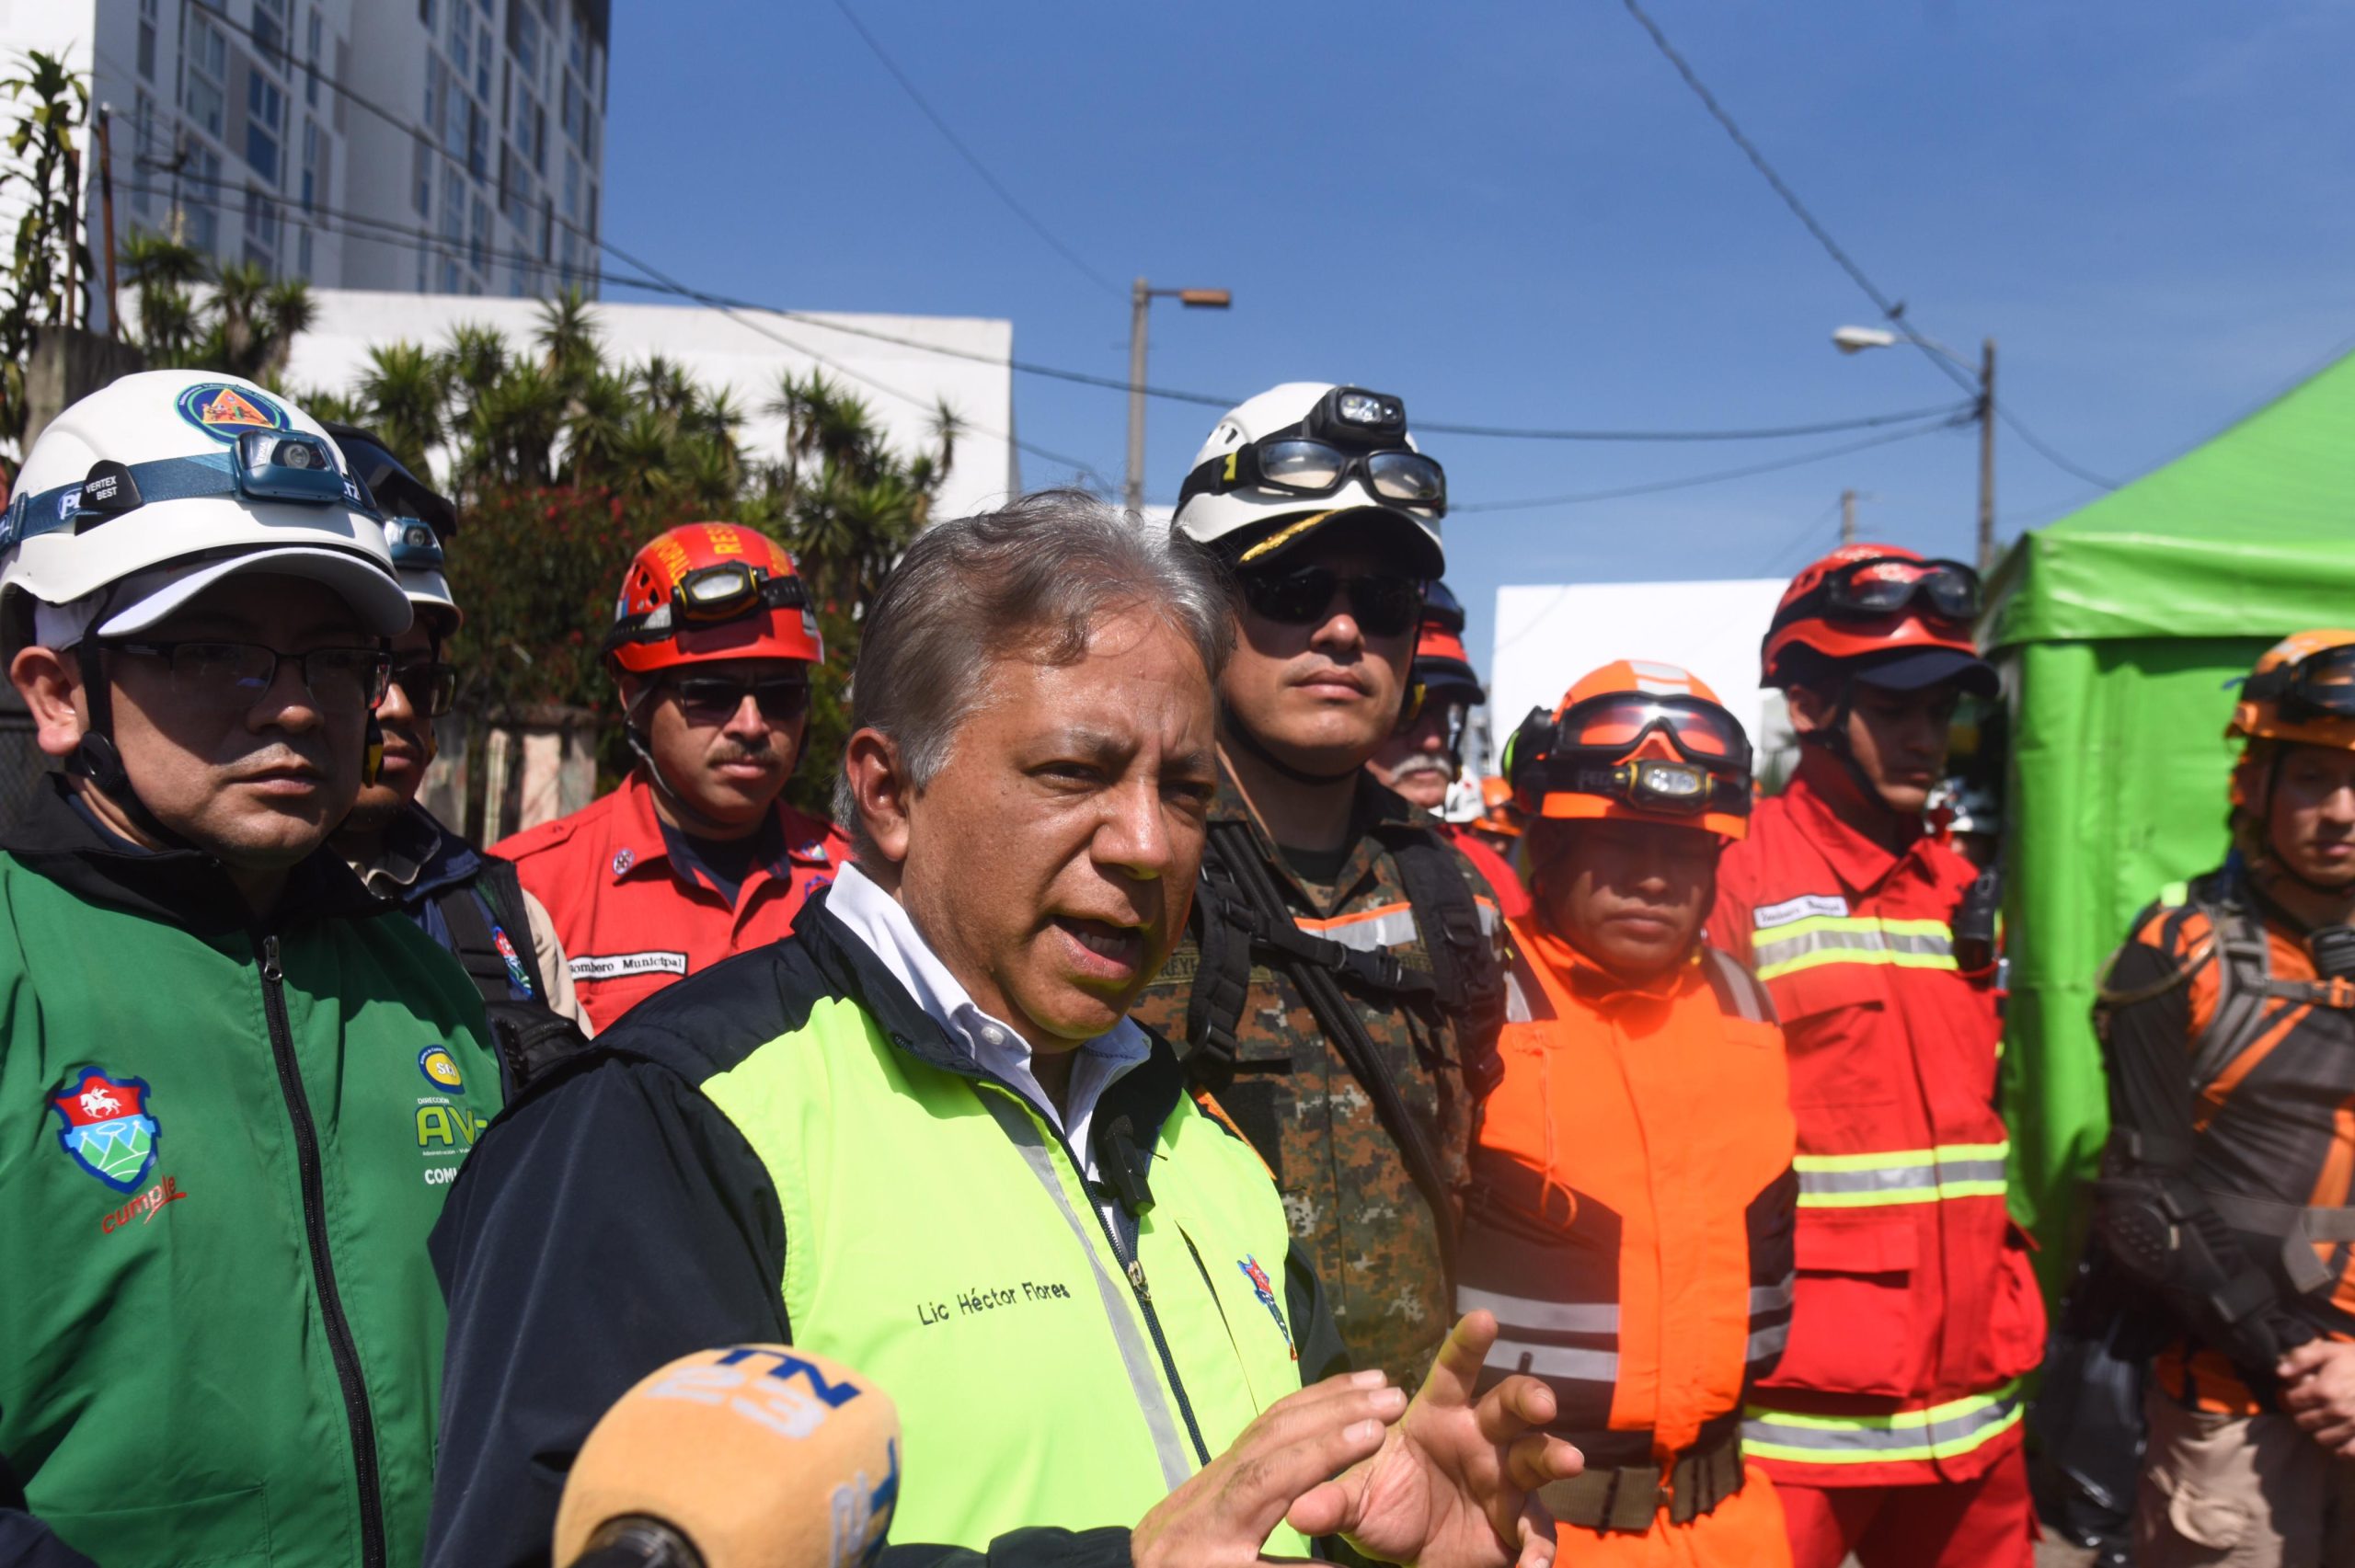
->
[1288, 1311, 1584, 1568]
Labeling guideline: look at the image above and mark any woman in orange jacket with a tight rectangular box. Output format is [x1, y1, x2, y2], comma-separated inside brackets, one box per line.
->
[1462, 660, 1798, 1565]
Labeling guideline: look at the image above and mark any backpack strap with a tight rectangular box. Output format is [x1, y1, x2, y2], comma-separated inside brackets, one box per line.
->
[434, 877, 534, 1006]
[1376, 822, 1508, 1096]
[2191, 884, 2278, 1094]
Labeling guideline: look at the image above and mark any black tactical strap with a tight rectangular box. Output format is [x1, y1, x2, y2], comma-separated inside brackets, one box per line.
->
[1377, 822, 1507, 1096]
[1539, 1424, 1745, 1533]
[435, 880, 529, 1005]
[1197, 820, 1461, 1278]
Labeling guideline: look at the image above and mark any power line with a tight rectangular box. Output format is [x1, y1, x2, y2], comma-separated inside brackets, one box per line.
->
[1418, 401, 1972, 441]
[826, 0, 1120, 298]
[1450, 412, 1967, 514]
[1617, 0, 2116, 489]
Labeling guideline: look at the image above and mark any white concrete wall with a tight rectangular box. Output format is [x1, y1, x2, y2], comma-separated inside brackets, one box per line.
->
[284, 288, 1022, 517]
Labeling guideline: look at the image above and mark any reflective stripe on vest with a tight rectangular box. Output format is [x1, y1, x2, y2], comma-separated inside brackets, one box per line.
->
[1741, 1378, 2025, 1465]
[1793, 1141, 2009, 1208]
[1752, 915, 1957, 983]
[700, 997, 1307, 1554]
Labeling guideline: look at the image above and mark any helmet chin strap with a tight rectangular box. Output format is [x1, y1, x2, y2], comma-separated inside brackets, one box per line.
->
[1220, 703, 1367, 786]
[622, 686, 755, 839]
[1798, 673, 1904, 821]
[67, 629, 192, 852]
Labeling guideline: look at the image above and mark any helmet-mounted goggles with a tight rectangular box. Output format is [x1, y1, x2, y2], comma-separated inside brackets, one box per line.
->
[1779, 555, 1981, 628]
[1177, 384, 1447, 519]
[605, 560, 811, 647]
[0, 429, 377, 550]
[2245, 641, 2355, 723]
[1509, 692, 1753, 823]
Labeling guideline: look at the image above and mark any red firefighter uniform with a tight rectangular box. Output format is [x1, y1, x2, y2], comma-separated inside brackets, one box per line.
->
[1468, 659, 1797, 1565]
[494, 520, 845, 1033]
[492, 774, 845, 1033]
[1710, 754, 2045, 1494]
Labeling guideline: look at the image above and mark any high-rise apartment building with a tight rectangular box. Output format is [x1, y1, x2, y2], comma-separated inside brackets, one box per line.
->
[0, 0, 606, 299]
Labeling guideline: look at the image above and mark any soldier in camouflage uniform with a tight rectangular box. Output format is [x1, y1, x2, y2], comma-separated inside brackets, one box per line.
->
[1135, 382, 1508, 1387]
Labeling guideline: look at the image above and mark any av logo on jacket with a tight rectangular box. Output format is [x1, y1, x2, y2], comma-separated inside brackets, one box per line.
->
[1238, 1254, 1297, 1360]
[49, 1067, 161, 1193]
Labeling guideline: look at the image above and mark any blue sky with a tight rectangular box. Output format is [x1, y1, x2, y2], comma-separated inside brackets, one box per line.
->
[601, 2, 2355, 670]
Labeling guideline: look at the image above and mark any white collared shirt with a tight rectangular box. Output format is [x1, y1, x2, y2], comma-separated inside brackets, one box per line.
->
[824, 863, 1152, 1183]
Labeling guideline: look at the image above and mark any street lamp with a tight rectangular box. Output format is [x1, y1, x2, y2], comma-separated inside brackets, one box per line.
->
[1127, 280, 1232, 516]
[1831, 324, 1998, 572]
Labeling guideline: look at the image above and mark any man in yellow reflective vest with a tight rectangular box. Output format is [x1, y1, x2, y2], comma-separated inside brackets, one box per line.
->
[426, 492, 1581, 1568]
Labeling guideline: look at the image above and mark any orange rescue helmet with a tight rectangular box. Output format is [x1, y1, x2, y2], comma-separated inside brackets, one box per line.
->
[1477, 774, 1522, 839]
[2229, 630, 2355, 815]
[1763, 543, 1994, 697]
[1506, 659, 1752, 841]
[603, 521, 823, 677]
[1412, 580, 1485, 704]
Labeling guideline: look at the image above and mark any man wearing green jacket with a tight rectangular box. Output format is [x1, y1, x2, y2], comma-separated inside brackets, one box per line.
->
[429, 490, 1582, 1568]
[0, 370, 505, 1568]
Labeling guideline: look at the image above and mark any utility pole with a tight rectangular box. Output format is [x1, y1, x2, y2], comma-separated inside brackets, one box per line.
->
[1976, 338, 1997, 573]
[1840, 487, 1857, 545]
[96, 105, 121, 338]
[1125, 280, 1232, 517]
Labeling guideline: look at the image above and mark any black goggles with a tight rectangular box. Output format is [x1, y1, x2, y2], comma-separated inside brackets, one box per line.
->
[1789, 555, 1981, 626]
[1510, 695, 1753, 818]
[610, 564, 810, 645]
[1181, 441, 1446, 517]
[2247, 643, 2355, 721]
[0, 430, 377, 548]
[1236, 565, 1425, 638]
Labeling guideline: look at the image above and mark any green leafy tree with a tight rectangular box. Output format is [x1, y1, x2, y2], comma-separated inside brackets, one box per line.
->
[0, 51, 92, 452]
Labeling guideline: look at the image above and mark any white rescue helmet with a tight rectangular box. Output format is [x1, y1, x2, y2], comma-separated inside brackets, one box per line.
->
[1172, 381, 1447, 579]
[2, 370, 408, 641]
[322, 421, 463, 637]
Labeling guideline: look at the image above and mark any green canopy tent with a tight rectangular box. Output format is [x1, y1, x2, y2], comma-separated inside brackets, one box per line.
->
[1987, 349, 2355, 1291]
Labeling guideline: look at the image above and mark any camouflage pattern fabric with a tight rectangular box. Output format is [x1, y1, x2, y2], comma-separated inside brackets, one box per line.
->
[1132, 763, 1505, 1388]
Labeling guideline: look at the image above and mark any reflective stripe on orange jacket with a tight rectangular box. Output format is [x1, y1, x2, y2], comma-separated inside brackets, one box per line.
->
[1708, 753, 2044, 1488]
[1463, 917, 1797, 1523]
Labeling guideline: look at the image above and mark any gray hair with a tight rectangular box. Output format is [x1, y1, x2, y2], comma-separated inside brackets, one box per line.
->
[834, 488, 1235, 865]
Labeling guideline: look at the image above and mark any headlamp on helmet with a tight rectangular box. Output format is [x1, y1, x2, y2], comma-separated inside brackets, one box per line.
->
[1508, 672, 1754, 841]
[607, 560, 810, 646]
[385, 519, 445, 570]
[1318, 386, 1409, 443]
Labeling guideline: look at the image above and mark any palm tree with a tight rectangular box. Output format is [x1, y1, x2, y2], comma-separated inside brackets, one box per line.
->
[357, 342, 447, 480]
[203, 259, 271, 378]
[534, 285, 600, 391]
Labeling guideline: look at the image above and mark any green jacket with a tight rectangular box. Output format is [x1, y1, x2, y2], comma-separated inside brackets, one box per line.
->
[426, 887, 1350, 1568]
[0, 781, 505, 1568]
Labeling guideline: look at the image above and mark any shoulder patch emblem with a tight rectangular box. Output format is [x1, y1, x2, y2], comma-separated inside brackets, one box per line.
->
[1753, 892, 1850, 930]
[174, 382, 290, 441]
[49, 1067, 161, 1192]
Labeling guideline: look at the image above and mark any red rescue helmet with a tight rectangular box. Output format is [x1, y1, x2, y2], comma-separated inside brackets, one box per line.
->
[1763, 544, 1994, 697]
[1507, 659, 1752, 841]
[604, 521, 822, 677]
[1477, 774, 1522, 840]
[1412, 580, 1485, 704]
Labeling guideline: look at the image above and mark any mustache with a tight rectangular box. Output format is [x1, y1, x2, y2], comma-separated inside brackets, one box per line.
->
[1388, 754, 1456, 779]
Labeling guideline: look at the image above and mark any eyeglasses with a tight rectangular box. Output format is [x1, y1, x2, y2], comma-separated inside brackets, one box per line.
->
[1235, 566, 1424, 638]
[665, 672, 812, 727]
[1796, 555, 1982, 625]
[388, 658, 458, 719]
[109, 640, 393, 715]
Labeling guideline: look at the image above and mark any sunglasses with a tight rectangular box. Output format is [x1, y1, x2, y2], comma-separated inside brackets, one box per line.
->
[666, 673, 813, 727]
[388, 658, 459, 719]
[1236, 566, 1424, 639]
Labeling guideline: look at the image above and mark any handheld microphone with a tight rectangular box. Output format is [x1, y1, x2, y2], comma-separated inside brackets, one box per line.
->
[554, 1345, 902, 1568]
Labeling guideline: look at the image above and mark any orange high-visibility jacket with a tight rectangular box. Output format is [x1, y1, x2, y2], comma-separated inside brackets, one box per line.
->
[1708, 755, 2045, 1489]
[1463, 917, 1797, 1531]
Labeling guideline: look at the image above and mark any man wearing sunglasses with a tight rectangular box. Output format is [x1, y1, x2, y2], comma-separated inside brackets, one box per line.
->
[0, 372, 506, 1568]
[1142, 382, 1509, 1390]
[2089, 631, 2355, 1568]
[1370, 580, 1529, 920]
[495, 521, 848, 1033]
[323, 425, 587, 1038]
[1706, 544, 2044, 1568]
